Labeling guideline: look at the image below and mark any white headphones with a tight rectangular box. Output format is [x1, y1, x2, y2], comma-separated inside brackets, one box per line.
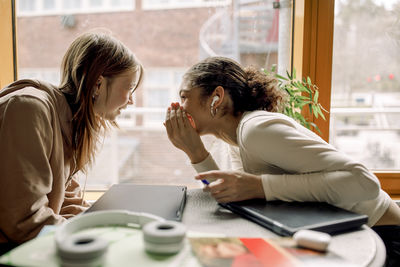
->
[55, 210, 186, 267]
[210, 95, 219, 117]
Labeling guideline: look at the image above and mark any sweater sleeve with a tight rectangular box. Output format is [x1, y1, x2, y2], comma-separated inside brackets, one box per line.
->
[241, 119, 380, 205]
[60, 177, 91, 219]
[192, 153, 220, 173]
[0, 96, 65, 243]
[228, 145, 244, 171]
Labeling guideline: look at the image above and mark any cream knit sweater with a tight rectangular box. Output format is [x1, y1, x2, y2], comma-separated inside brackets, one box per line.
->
[193, 110, 391, 226]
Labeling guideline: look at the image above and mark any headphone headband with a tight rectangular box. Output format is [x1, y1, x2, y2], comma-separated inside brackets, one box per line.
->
[55, 210, 185, 266]
[55, 210, 163, 246]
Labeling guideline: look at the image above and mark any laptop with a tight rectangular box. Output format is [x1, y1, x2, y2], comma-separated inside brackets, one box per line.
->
[219, 199, 368, 236]
[85, 184, 187, 221]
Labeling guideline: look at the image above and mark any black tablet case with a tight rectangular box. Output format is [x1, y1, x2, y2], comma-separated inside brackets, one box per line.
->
[85, 184, 187, 221]
[219, 199, 368, 236]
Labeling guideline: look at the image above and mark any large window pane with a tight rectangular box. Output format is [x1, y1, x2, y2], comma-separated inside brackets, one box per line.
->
[17, 0, 292, 189]
[330, 0, 400, 170]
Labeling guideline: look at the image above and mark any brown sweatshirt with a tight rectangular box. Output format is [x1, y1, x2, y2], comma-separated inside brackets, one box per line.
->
[0, 79, 89, 244]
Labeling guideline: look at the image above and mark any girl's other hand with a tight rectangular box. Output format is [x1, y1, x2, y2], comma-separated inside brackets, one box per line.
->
[195, 171, 265, 203]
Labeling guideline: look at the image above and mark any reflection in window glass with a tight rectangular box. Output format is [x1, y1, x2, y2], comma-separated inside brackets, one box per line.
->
[43, 0, 56, 10]
[111, 0, 132, 6]
[330, 0, 400, 170]
[62, 0, 81, 10]
[90, 0, 103, 7]
[18, 0, 35, 12]
[16, 0, 291, 189]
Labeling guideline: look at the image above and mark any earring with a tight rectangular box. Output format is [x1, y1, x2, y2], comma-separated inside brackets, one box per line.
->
[210, 95, 219, 117]
[210, 105, 217, 117]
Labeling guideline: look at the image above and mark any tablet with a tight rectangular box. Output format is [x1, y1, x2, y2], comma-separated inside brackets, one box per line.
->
[219, 199, 368, 236]
[86, 184, 187, 221]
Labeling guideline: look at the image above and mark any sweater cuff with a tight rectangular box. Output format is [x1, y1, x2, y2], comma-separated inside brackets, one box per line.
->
[192, 153, 219, 173]
[261, 174, 274, 201]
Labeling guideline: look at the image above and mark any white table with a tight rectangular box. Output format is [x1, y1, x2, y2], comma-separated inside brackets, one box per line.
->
[183, 189, 386, 267]
[0, 188, 386, 267]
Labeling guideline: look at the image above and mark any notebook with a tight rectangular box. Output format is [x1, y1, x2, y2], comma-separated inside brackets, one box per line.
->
[85, 184, 187, 221]
[219, 199, 368, 236]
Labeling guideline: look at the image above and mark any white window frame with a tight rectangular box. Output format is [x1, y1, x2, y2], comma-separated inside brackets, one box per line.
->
[142, 68, 185, 127]
[17, 0, 135, 17]
[142, 0, 231, 10]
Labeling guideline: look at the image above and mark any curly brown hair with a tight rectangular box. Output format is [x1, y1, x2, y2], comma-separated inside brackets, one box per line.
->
[183, 57, 285, 116]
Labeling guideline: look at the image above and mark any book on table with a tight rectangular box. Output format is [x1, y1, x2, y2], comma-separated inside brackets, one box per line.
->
[219, 199, 368, 236]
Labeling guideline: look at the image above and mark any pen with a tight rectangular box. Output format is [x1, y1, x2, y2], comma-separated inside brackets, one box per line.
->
[201, 179, 209, 185]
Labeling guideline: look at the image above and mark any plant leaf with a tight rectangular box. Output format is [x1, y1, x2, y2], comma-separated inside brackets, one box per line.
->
[275, 74, 289, 81]
[307, 76, 312, 85]
[268, 67, 328, 133]
[286, 70, 292, 80]
[312, 105, 319, 118]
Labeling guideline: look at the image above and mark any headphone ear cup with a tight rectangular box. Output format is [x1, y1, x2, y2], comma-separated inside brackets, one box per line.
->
[143, 221, 186, 254]
[57, 234, 109, 266]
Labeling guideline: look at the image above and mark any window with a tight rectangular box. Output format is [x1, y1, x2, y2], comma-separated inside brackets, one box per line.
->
[19, 0, 35, 12]
[19, 68, 59, 85]
[291, 0, 400, 195]
[142, 68, 183, 126]
[5, 1, 400, 196]
[12, 0, 291, 190]
[142, 0, 231, 10]
[16, 0, 135, 16]
[330, 0, 400, 170]
[43, 0, 56, 10]
[63, 0, 81, 10]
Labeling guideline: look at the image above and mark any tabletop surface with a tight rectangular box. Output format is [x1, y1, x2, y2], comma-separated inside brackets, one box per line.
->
[183, 189, 386, 267]
[0, 188, 386, 267]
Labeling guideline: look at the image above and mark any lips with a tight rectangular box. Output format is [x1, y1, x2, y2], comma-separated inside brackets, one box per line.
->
[186, 113, 196, 129]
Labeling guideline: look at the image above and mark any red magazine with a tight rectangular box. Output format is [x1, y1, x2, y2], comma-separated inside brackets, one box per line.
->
[188, 237, 357, 267]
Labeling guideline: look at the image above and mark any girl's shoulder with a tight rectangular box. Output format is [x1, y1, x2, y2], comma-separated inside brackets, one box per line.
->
[239, 110, 297, 132]
[1, 79, 60, 111]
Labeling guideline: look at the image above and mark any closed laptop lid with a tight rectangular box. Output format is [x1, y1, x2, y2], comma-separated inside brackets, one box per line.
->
[220, 199, 368, 236]
[86, 184, 187, 221]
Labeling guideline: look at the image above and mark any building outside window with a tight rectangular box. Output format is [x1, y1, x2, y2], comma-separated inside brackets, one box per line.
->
[17, 0, 135, 16]
[16, 0, 289, 190]
[142, 0, 231, 10]
[330, 0, 400, 170]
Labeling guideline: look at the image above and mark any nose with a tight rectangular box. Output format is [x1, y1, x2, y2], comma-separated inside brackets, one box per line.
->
[128, 93, 134, 105]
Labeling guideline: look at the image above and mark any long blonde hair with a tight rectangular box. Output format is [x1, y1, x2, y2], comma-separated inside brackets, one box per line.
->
[59, 31, 142, 174]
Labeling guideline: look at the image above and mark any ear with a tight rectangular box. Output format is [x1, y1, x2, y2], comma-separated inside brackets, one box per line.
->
[96, 75, 104, 86]
[94, 75, 104, 94]
[212, 86, 224, 107]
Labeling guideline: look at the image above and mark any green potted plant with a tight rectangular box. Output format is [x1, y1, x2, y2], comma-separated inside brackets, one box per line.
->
[264, 66, 328, 133]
